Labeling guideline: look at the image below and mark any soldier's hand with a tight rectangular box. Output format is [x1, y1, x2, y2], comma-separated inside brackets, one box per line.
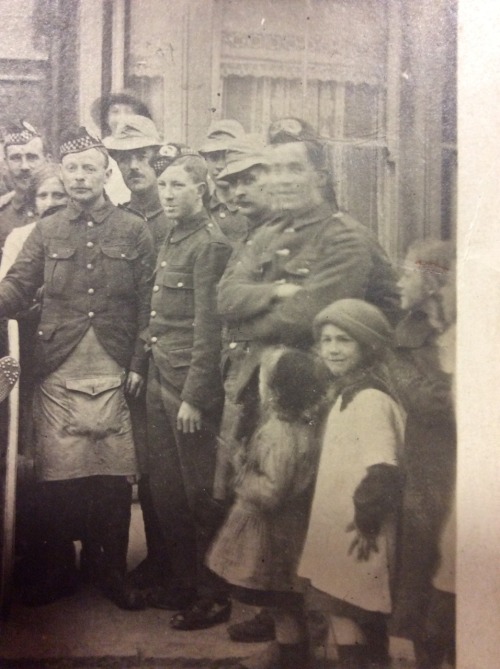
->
[177, 401, 202, 433]
[273, 282, 302, 299]
[125, 371, 144, 398]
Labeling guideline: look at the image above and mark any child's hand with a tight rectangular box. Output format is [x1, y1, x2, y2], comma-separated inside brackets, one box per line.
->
[346, 522, 379, 561]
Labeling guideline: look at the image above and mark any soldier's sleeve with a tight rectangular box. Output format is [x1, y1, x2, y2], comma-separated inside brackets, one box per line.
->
[181, 238, 232, 410]
[0, 223, 45, 318]
[129, 220, 155, 375]
[217, 230, 279, 321]
[238, 224, 373, 347]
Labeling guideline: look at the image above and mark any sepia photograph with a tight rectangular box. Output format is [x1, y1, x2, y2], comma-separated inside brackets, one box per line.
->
[0, 0, 495, 667]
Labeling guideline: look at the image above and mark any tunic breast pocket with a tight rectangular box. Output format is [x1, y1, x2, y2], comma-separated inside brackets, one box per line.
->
[44, 246, 76, 297]
[101, 245, 139, 297]
[156, 270, 194, 318]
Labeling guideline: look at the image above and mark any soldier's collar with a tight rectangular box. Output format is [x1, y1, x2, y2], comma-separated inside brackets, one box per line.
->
[67, 198, 114, 223]
[168, 209, 211, 243]
[289, 202, 339, 230]
[209, 191, 239, 214]
[11, 191, 33, 214]
[125, 193, 164, 220]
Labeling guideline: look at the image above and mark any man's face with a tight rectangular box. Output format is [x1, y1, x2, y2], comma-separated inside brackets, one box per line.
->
[203, 151, 226, 181]
[269, 142, 323, 215]
[113, 147, 158, 195]
[107, 103, 136, 134]
[229, 165, 271, 221]
[397, 256, 428, 311]
[61, 148, 110, 206]
[5, 137, 46, 194]
[157, 164, 204, 220]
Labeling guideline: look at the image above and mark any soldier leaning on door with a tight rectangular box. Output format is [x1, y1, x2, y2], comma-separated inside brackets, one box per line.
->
[0, 127, 155, 609]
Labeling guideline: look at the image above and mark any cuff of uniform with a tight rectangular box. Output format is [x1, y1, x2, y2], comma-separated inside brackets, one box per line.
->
[129, 351, 149, 376]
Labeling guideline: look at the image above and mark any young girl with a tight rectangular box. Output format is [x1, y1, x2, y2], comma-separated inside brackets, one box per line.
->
[298, 299, 406, 669]
[207, 347, 331, 669]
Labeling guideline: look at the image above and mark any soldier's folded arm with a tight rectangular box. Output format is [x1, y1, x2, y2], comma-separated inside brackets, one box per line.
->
[0, 223, 45, 318]
[234, 230, 373, 347]
[180, 239, 232, 411]
[217, 234, 278, 321]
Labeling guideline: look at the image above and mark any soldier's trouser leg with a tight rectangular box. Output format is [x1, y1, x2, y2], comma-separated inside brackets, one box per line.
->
[85, 475, 132, 579]
[146, 364, 218, 593]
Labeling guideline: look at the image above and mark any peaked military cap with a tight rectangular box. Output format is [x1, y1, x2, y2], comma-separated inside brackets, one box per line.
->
[2, 120, 41, 148]
[217, 135, 270, 180]
[59, 127, 106, 159]
[199, 119, 245, 154]
[268, 117, 318, 144]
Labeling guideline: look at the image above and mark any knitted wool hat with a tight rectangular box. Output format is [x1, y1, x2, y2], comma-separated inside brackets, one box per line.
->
[313, 299, 394, 352]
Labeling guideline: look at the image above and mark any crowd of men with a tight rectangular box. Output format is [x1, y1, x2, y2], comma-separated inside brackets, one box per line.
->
[0, 91, 454, 668]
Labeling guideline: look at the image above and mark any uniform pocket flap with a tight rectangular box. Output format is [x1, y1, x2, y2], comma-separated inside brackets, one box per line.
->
[45, 246, 76, 260]
[36, 322, 58, 341]
[101, 246, 139, 260]
[158, 271, 194, 289]
[167, 348, 193, 368]
[65, 376, 123, 397]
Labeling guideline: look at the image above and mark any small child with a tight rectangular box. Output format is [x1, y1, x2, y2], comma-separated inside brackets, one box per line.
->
[207, 347, 331, 669]
[298, 299, 406, 669]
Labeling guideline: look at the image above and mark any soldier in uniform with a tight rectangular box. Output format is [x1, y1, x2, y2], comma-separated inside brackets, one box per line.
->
[0, 121, 48, 264]
[0, 127, 155, 608]
[104, 114, 172, 597]
[215, 118, 402, 657]
[144, 151, 232, 626]
[199, 119, 248, 243]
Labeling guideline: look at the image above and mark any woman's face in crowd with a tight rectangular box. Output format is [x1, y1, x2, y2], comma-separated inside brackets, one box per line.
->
[269, 142, 324, 215]
[35, 175, 68, 216]
[319, 324, 364, 377]
[107, 103, 136, 134]
[157, 164, 205, 220]
[397, 257, 427, 310]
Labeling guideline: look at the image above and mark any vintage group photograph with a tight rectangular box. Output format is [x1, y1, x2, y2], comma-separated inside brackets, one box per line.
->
[0, 0, 473, 668]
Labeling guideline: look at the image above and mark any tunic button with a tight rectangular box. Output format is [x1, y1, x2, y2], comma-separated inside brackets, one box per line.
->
[229, 342, 238, 350]
[153, 285, 159, 292]
[38, 330, 43, 336]
[86, 263, 93, 270]
[177, 282, 184, 287]
[160, 261, 167, 267]
[121, 253, 126, 258]
[88, 311, 95, 318]
[86, 241, 94, 248]
[87, 221, 94, 227]
[150, 310, 157, 317]
[88, 288, 95, 295]
[219, 212, 226, 219]
[151, 336, 158, 344]
[52, 253, 58, 258]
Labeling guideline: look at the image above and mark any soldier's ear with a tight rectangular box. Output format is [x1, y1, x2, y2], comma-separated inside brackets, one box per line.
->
[104, 165, 113, 185]
[196, 181, 207, 198]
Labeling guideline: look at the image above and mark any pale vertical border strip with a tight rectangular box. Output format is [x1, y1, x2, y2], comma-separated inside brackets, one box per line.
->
[78, 0, 103, 131]
[181, 1, 189, 142]
[457, 1, 500, 667]
[111, 0, 126, 91]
